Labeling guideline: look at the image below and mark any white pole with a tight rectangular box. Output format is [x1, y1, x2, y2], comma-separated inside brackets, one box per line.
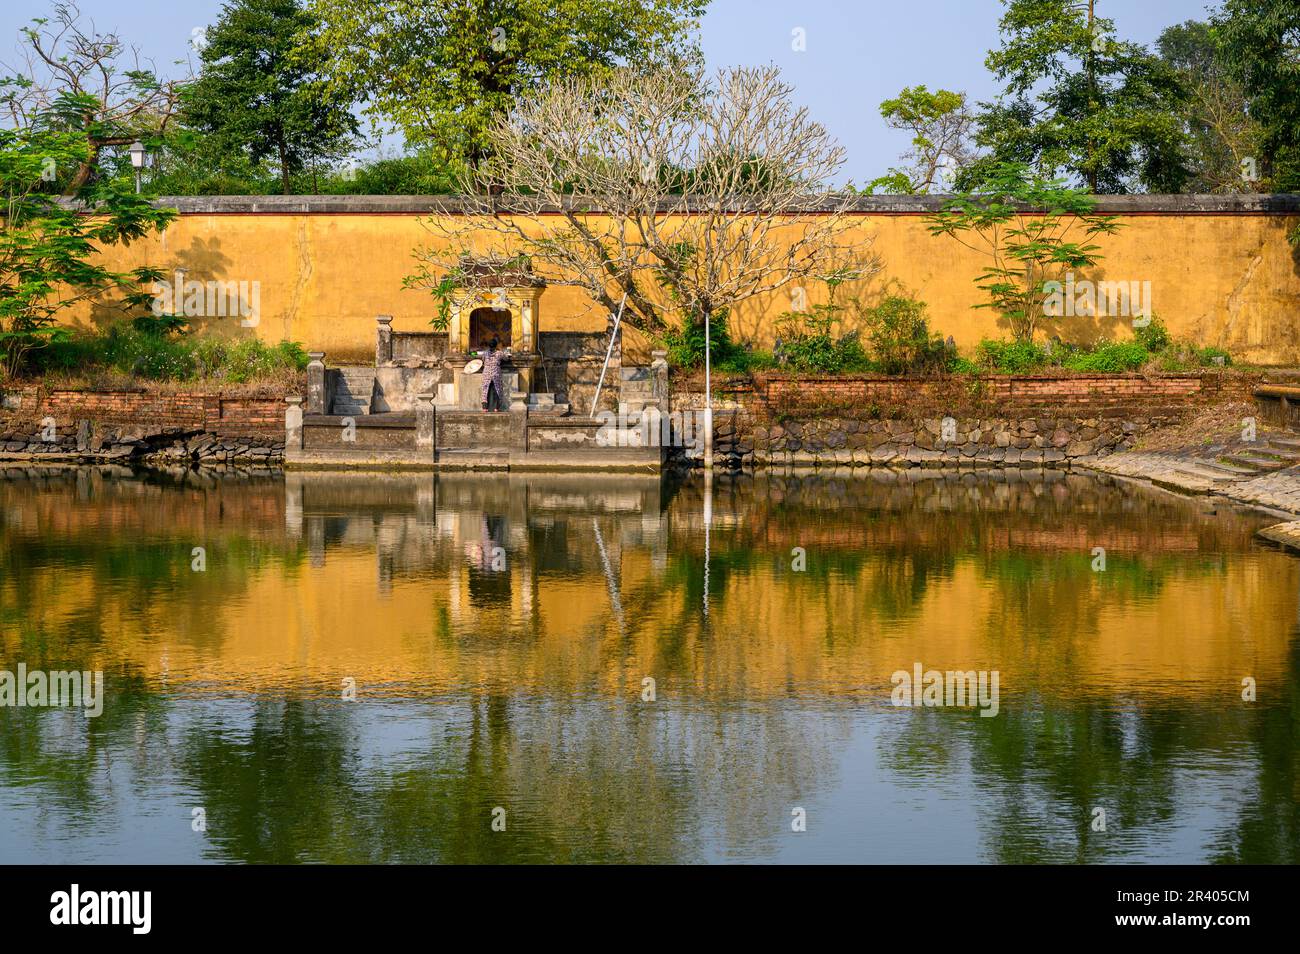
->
[703, 311, 713, 472]
[590, 293, 627, 417]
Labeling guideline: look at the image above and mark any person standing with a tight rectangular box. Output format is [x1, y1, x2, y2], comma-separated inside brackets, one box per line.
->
[480, 338, 506, 412]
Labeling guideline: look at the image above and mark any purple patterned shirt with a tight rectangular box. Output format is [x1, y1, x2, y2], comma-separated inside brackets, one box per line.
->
[480, 348, 505, 402]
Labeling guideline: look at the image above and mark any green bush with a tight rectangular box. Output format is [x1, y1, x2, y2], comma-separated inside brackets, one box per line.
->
[1059, 341, 1150, 372]
[975, 338, 1049, 373]
[663, 309, 740, 370]
[860, 296, 951, 374]
[1197, 346, 1231, 367]
[779, 331, 873, 373]
[772, 304, 874, 373]
[1132, 316, 1170, 352]
[715, 348, 776, 374]
[36, 322, 308, 384]
[194, 339, 309, 383]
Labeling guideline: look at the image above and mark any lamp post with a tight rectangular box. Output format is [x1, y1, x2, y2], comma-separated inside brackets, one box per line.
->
[128, 140, 146, 194]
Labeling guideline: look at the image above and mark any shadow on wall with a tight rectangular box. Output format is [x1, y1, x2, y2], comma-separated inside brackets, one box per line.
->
[85, 236, 253, 340]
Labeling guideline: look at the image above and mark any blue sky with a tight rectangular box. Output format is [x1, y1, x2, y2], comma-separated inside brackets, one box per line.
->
[2, 0, 1217, 184]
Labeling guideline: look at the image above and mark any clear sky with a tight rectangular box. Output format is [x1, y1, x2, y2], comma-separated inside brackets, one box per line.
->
[2, 0, 1218, 184]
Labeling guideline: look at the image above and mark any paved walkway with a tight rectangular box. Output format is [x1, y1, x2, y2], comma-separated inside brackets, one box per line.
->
[1082, 449, 1300, 550]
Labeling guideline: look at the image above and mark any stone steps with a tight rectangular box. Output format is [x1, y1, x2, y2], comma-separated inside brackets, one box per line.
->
[332, 366, 375, 415]
[1192, 457, 1259, 477]
[1219, 452, 1291, 473]
[619, 399, 658, 415]
[1257, 444, 1300, 462]
[527, 392, 569, 416]
[1174, 463, 1238, 484]
[619, 366, 656, 400]
[1267, 436, 1300, 452]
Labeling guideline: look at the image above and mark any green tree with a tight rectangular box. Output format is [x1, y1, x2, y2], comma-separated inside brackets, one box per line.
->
[972, 0, 1189, 194]
[1156, 20, 1262, 194]
[1213, 0, 1300, 192]
[0, 109, 176, 378]
[304, 0, 706, 166]
[927, 162, 1120, 343]
[0, 2, 185, 194]
[183, 0, 358, 195]
[868, 86, 978, 194]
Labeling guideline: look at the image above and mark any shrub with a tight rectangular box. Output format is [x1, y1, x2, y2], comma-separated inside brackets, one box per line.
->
[1060, 341, 1149, 372]
[859, 296, 951, 374]
[33, 321, 308, 384]
[664, 309, 739, 370]
[1132, 316, 1170, 353]
[716, 348, 776, 374]
[975, 338, 1049, 373]
[100, 325, 199, 380]
[1197, 346, 1231, 367]
[772, 304, 874, 373]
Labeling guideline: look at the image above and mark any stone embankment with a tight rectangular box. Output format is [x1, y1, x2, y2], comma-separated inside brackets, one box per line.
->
[0, 421, 284, 464]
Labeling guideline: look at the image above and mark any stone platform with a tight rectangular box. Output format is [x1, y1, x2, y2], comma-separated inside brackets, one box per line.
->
[285, 405, 664, 472]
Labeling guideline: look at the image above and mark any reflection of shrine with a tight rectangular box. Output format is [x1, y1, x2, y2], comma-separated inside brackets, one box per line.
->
[285, 472, 668, 626]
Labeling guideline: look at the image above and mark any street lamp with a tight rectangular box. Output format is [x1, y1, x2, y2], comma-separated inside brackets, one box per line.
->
[128, 140, 146, 194]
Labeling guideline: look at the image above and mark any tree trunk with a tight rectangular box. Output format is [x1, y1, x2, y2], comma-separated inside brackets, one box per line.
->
[279, 140, 291, 195]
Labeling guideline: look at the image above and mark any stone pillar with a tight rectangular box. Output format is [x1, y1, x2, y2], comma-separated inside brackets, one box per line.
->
[651, 350, 669, 412]
[520, 296, 537, 353]
[376, 315, 393, 365]
[285, 395, 304, 449]
[306, 353, 327, 414]
[415, 393, 437, 458]
[510, 401, 529, 452]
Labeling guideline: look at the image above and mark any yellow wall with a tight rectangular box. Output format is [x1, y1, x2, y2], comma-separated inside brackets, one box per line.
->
[69, 209, 1300, 364]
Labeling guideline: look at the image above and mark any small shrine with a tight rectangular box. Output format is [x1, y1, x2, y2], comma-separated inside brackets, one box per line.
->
[443, 257, 547, 407]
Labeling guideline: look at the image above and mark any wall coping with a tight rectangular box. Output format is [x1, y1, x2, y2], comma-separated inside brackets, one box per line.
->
[71, 193, 1300, 216]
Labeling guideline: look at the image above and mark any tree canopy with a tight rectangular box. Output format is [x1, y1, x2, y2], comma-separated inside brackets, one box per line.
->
[303, 0, 707, 165]
[182, 0, 359, 195]
[969, 0, 1189, 194]
[1213, 0, 1300, 192]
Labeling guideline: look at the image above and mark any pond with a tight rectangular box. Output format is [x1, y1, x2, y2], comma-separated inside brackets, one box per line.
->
[1, 466, 1296, 863]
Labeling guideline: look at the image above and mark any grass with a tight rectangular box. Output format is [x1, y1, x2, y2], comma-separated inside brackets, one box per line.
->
[15, 322, 309, 393]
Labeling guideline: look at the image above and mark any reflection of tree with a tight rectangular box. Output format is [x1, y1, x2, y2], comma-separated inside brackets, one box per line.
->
[1208, 632, 1300, 863]
[170, 691, 845, 863]
[0, 666, 168, 826]
[875, 689, 1300, 863]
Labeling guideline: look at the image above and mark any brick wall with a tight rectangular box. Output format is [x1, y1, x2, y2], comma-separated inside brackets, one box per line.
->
[1, 386, 285, 435]
[735, 372, 1230, 418]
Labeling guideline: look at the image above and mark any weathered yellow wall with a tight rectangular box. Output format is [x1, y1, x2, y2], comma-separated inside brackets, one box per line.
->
[69, 207, 1300, 364]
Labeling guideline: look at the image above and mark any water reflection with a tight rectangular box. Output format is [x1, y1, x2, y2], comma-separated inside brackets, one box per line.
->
[0, 465, 1297, 863]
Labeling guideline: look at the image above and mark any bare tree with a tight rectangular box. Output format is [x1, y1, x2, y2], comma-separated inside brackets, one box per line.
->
[0, 2, 186, 192]
[408, 65, 876, 342]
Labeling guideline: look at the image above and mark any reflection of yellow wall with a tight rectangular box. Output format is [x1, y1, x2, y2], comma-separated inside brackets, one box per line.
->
[63, 210, 1300, 363]
[7, 542, 1293, 706]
